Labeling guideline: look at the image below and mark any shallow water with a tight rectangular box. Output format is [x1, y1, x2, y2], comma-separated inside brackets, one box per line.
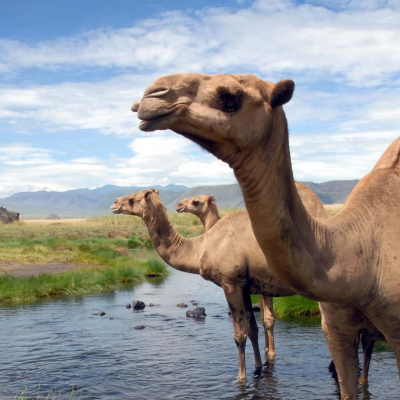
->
[0, 254, 398, 399]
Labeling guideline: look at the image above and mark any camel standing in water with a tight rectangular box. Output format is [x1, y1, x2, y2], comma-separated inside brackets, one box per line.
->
[132, 73, 398, 399]
[112, 184, 326, 379]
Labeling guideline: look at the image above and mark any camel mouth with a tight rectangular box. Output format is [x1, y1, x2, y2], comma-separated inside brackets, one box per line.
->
[111, 204, 121, 214]
[139, 110, 175, 132]
[176, 207, 185, 213]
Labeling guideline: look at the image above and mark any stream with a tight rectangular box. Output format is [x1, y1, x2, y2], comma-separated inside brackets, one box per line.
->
[0, 250, 398, 399]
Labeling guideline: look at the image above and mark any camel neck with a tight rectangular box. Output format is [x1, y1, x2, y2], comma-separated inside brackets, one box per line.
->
[200, 204, 221, 232]
[142, 200, 201, 275]
[231, 108, 328, 298]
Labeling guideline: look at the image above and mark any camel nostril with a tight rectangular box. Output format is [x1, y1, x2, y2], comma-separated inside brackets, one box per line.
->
[145, 87, 170, 98]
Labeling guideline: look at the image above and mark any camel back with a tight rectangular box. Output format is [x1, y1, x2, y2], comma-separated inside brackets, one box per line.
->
[372, 136, 400, 172]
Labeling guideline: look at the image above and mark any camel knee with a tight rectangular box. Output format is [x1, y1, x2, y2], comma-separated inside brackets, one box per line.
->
[262, 317, 275, 330]
[234, 332, 247, 348]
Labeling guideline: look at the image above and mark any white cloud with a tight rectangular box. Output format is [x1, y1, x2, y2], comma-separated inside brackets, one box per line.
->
[1, 1, 400, 85]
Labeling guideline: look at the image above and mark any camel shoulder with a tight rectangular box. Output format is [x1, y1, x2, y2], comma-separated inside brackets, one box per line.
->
[372, 137, 400, 172]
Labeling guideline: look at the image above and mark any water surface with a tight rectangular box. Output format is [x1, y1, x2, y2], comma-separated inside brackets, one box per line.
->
[0, 257, 398, 399]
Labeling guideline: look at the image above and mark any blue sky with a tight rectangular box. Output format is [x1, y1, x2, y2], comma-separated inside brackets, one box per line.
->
[1, 0, 400, 197]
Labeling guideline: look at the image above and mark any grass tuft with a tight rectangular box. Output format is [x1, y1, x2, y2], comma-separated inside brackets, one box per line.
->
[251, 294, 320, 317]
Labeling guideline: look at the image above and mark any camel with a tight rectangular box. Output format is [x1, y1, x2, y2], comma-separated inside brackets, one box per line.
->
[176, 195, 221, 232]
[112, 185, 326, 379]
[131, 73, 398, 399]
[0, 207, 20, 224]
[176, 194, 279, 361]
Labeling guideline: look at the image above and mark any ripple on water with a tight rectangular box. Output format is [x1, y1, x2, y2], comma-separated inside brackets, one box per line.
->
[0, 266, 399, 399]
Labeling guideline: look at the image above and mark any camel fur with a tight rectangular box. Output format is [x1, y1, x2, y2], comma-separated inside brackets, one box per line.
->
[131, 73, 397, 399]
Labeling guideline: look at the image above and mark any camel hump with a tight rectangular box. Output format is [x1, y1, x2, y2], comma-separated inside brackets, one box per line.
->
[372, 137, 400, 172]
[295, 182, 330, 220]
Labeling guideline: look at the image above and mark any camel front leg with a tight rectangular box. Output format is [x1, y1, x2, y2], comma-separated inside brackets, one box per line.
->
[260, 295, 276, 360]
[320, 303, 361, 400]
[224, 284, 254, 381]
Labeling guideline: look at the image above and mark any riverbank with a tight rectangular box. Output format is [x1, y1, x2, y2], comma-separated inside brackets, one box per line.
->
[0, 259, 168, 305]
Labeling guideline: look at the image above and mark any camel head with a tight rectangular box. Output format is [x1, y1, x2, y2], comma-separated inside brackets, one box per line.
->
[111, 189, 160, 218]
[176, 195, 215, 217]
[132, 73, 294, 162]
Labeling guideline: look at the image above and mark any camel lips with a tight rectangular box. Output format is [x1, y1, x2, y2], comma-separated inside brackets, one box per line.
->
[131, 121, 147, 130]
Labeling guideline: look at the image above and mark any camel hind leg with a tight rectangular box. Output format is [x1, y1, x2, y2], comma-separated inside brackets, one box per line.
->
[224, 283, 262, 380]
[243, 289, 263, 373]
[359, 334, 374, 385]
[260, 295, 276, 360]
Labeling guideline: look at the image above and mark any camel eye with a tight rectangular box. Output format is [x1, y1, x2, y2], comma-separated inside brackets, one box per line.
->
[193, 201, 199, 206]
[217, 89, 243, 113]
[129, 199, 134, 206]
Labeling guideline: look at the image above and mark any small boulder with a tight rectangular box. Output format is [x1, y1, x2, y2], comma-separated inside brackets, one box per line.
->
[177, 302, 188, 308]
[125, 303, 132, 309]
[98, 311, 106, 316]
[109, 317, 115, 320]
[252, 304, 261, 312]
[132, 300, 146, 310]
[186, 307, 206, 319]
[134, 325, 146, 330]
[108, 231, 129, 239]
[149, 303, 155, 307]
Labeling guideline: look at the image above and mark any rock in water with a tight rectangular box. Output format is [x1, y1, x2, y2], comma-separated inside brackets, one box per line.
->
[177, 302, 188, 307]
[125, 303, 132, 309]
[98, 311, 106, 316]
[134, 325, 146, 330]
[186, 307, 206, 319]
[132, 300, 146, 309]
[149, 303, 155, 307]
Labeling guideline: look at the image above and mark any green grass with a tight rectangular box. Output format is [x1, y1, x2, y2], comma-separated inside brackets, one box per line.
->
[0, 235, 169, 305]
[0, 258, 167, 305]
[251, 294, 320, 317]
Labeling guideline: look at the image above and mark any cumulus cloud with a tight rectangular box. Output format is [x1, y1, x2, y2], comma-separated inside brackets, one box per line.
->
[1, 1, 400, 85]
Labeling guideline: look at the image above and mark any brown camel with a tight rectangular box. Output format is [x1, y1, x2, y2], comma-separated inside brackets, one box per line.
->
[176, 195, 221, 232]
[112, 184, 330, 379]
[176, 194, 278, 361]
[131, 73, 397, 399]
[0, 207, 20, 224]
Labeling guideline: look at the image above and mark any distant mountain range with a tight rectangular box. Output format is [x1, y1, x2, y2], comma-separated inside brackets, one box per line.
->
[0, 180, 359, 218]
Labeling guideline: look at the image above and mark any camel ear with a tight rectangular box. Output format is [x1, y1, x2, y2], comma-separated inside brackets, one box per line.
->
[155, 189, 159, 195]
[269, 80, 295, 109]
[208, 195, 215, 203]
[145, 190, 153, 200]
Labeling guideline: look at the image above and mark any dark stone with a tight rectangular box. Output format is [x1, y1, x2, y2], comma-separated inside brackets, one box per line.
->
[177, 302, 188, 307]
[98, 311, 106, 316]
[125, 303, 132, 309]
[191, 302, 198, 306]
[132, 300, 146, 309]
[134, 325, 146, 330]
[109, 317, 114, 320]
[252, 304, 261, 312]
[149, 303, 155, 307]
[186, 307, 206, 319]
